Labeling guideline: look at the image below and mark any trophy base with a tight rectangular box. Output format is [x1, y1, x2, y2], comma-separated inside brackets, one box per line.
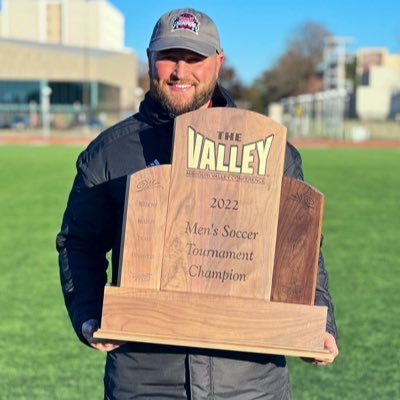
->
[94, 286, 333, 361]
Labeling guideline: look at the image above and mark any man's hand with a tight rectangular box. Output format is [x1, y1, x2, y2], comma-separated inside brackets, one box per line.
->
[303, 332, 339, 366]
[82, 319, 126, 352]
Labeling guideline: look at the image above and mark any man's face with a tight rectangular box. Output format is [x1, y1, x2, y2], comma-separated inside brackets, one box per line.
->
[148, 48, 224, 116]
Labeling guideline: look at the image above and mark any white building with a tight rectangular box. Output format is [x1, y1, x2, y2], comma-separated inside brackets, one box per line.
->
[0, 0, 124, 51]
[356, 48, 400, 120]
[0, 0, 138, 129]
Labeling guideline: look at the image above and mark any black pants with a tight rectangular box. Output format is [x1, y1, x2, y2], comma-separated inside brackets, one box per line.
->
[104, 343, 291, 400]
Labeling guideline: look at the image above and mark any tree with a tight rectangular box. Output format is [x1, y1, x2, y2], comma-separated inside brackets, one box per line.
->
[248, 21, 331, 111]
[287, 21, 330, 67]
[219, 60, 247, 106]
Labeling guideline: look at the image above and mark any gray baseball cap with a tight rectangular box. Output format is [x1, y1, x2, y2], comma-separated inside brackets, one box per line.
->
[148, 8, 222, 57]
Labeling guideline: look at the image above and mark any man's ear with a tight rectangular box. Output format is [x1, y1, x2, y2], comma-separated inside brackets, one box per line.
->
[215, 51, 225, 78]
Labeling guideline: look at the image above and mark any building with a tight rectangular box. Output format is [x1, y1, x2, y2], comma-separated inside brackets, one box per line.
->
[0, 0, 124, 50]
[0, 0, 138, 129]
[356, 48, 400, 120]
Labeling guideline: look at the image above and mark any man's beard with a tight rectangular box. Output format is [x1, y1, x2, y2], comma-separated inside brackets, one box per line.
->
[149, 78, 217, 116]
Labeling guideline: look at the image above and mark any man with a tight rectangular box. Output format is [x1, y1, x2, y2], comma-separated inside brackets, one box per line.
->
[56, 8, 338, 399]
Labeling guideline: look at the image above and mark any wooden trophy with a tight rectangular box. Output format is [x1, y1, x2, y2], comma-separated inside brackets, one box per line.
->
[94, 108, 332, 361]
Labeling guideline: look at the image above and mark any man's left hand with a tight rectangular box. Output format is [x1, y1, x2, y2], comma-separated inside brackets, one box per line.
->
[303, 332, 339, 366]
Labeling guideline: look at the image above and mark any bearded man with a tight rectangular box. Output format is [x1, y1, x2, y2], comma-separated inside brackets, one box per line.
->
[56, 8, 338, 400]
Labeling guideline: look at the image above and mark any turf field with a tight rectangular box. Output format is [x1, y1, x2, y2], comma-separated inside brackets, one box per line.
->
[0, 144, 399, 399]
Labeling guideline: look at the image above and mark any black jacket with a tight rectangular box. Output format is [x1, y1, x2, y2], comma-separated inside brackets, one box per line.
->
[56, 85, 337, 398]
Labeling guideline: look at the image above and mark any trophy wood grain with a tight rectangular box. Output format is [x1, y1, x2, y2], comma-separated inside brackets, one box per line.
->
[118, 165, 171, 289]
[272, 177, 324, 304]
[161, 108, 287, 300]
[94, 286, 332, 361]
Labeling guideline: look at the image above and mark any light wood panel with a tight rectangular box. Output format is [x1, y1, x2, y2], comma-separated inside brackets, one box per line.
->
[118, 165, 170, 289]
[95, 286, 332, 360]
[162, 108, 287, 299]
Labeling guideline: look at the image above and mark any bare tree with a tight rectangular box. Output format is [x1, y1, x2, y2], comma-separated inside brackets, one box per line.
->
[287, 21, 330, 67]
[248, 21, 332, 110]
[219, 60, 246, 104]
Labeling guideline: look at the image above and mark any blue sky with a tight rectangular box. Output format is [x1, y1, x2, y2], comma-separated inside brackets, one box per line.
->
[112, 0, 400, 84]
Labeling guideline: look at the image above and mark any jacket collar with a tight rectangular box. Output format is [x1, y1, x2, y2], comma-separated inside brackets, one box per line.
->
[138, 84, 236, 127]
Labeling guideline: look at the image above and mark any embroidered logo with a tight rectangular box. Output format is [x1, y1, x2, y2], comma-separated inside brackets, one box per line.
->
[171, 12, 200, 35]
[147, 159, 160, 167]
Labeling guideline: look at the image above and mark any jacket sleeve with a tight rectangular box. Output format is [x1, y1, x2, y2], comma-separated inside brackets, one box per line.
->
[56, 154, 114, 345]
[284, 142, 338, 339]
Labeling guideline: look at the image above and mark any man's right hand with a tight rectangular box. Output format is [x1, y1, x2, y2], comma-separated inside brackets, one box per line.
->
[82, 319, 126, 352]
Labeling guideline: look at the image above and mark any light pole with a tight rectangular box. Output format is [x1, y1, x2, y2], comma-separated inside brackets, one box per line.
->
[41, 85, 52, 137]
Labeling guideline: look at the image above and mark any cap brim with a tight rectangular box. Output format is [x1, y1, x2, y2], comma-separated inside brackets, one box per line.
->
[149, 37, 218, 57]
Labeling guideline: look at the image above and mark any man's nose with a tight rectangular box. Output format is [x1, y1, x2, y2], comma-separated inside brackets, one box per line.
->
[172, 60, 188, 79]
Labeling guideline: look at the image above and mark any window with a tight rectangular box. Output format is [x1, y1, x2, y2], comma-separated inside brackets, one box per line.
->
[0, 81, 40, 104]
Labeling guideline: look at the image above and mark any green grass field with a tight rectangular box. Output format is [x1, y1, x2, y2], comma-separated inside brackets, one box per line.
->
[0, 144, 399, 399]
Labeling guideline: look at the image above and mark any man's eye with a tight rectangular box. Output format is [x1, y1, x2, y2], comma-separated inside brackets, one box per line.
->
[156, 53, 205, 63]
[186, 57, 203, 63]
[158, 55, 177, 62]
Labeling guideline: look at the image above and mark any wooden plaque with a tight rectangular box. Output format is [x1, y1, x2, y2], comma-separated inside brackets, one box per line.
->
[94, 108, 331, 360]
[118, 165, 171, 289]
[96, 286, 331, 361]
[272, 178, 324, 304]
[161, 108, 286, 299]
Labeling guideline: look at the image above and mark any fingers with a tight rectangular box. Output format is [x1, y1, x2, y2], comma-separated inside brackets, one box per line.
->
[311, 358, 331, 366]
[81, 319, 126, 352]
[313, 332, 339, 365]
[324, 332, 339, 359]
[91, 339, 127, 352]
[302, 332, 339, 366]
[90, 342, 122, 352]
[301, 356, 332, 365]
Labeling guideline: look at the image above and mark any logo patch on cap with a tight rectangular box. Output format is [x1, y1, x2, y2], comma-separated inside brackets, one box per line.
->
[171, 12, 200, 35]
